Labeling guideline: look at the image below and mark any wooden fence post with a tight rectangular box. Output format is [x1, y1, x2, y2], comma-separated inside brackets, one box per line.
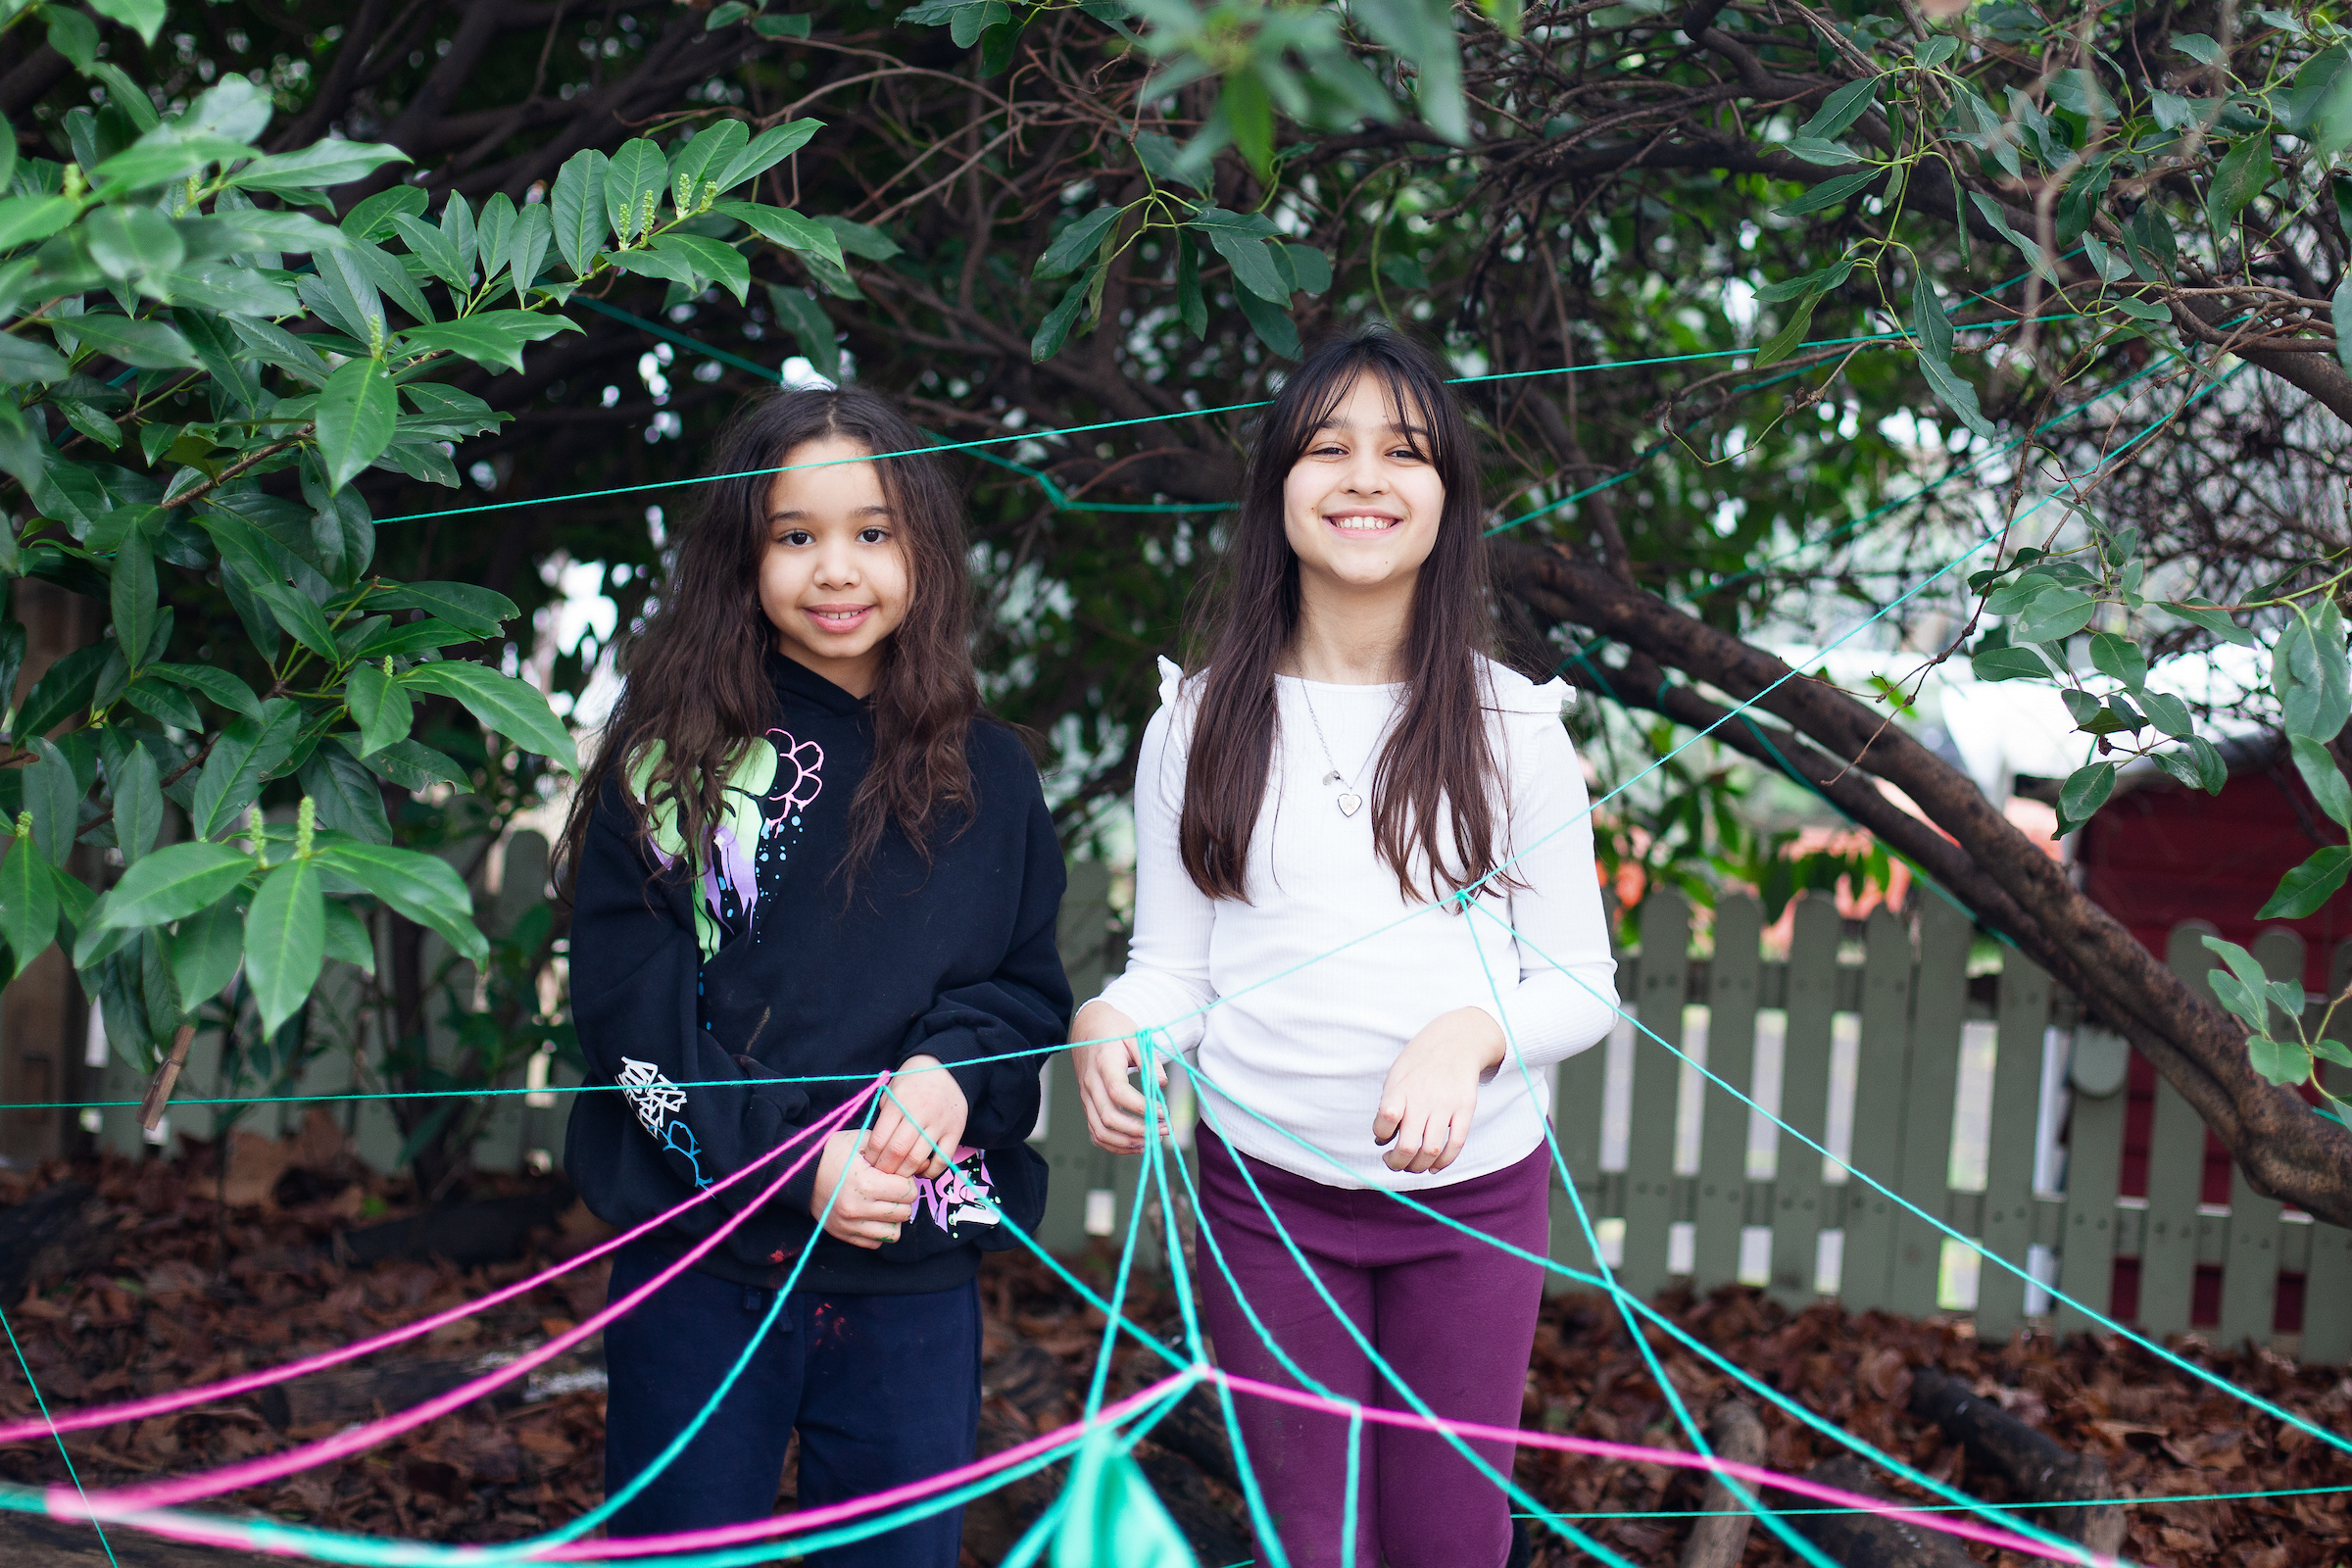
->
[2308, 939, 2352, 1364]
[1976, 955, 2051, 1341]
[1887, 896, 1970, 1318]
[2139, 923, 2223, 1339]
[1768, 895, 1839, 1307]
[1033, 860, 1111, 1254]
[1619, 889, 1690, 1299]
[1691, 895, 1761, 1293]
[1838, 905, 1915, 1312]
[2055, 1027, 2128, 1337]
[1547, 975, 1614, 1296]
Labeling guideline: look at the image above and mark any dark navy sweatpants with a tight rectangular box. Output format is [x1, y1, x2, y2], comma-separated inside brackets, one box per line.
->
[600, 1239, 981, 1566]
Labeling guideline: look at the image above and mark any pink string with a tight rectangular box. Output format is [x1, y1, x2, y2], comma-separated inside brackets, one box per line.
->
[1212, 1371, 2117, 1568]
[0, 1098, 853, 1446]
[50, 1081, 879, 1521]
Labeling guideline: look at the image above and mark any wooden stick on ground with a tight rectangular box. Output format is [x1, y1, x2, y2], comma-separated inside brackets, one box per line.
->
[1679, 1399, 1767, 1568]
[1907, 1365, 2128, 1554]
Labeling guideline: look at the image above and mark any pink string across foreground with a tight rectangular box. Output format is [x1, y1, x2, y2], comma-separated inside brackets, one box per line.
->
[0, 1092, 852, 1446]
[40, 1358, 2127, 1567]
[47, 1080, 882, 1522]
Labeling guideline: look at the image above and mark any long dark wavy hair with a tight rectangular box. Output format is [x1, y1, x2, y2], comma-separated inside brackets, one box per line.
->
[561, 386, 979, 890]
[1179, 325, 1504, 904]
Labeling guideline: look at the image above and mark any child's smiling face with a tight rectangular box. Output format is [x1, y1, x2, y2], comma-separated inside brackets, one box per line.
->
[760, 436, 911, 698]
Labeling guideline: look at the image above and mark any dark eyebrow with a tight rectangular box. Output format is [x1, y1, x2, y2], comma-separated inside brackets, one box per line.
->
[767, 504, 893, 523]
[1309, 417, 1432, 442]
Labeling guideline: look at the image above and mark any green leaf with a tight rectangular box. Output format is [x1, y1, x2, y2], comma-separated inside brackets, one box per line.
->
[111, 527, 157, 670]
[367, 581, 517, 637]
[344, 736, 472, 794]
[1967, 191, 2058, 282]
[508, 204, 555, 295]
[151, 663, 262, 720]
[348, 661, 415, 758]
[388, 212, 469, 292]
[167, 899, 243, 1005]
[1752, 288, 1824, 368]
[322, 899, 376, 975]
[399, 310, 583, 375]
[2201, 932, 2277, 1004]
[1798, 78, 1881, 140]
[0, 195, 81, 250]
[112, 742, 162, 865]
[2205, 135, 2277, 232]
[2087, 631, 2147, 688]
[0, 832, 59, 982]
[1031, 279, 1090, 363]
[2176, 31, 2224, 64]
[22, 738, 80, 864]
[253, 581, 340, 663]
[813, 215, 900, 261]
[87, 0, 170, 45]
[766, 285, 839, 380]
[312, 842, 486, 962]
[710, 120, 824, 195]
[2013, 585, 2096, 644]
[2137, 689, 2193, 739]
[2248, 1034, 2312, 1088]
[1274, 243, 1331, 296]
[100, 841, 254, 927]
[1175, 232, 1206, 337]
[300, 747, 392, 846]
[2291, 735, 2352, 830]
[244, 857, 324, 1036]
[668, 120, 748, 202]
[2057, 760, 2117, 828]
[653, 233, 753, 304]
[1917, 352, 1996, 442]
[754, 12, 812, 36]
[1037, 206, 1120, 279]
[230, 139, 409, 195]
[11, 644, 108, 740]
[85, 206, 184, 282]
[2278, 601, 2352, 743]
[315, 357, 399, 492]
[2169, 599, 2257, 646]
[551, 148, 610, 276]
[62, 313, 201, 369]
[188, 699, 303, 841]
[605, 138, 668, 246]
[1782, 136, 1860, 167]
[1235, 287, 1300, 359]
[716, 203, 845, 269]
[403, 662, 578, 768]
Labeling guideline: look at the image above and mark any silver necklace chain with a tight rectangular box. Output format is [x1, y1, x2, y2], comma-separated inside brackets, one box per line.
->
[1294, 678, 1389, 817]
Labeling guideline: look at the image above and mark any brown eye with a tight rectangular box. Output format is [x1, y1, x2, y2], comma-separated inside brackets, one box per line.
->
[777, 529, 811, 547]
[858, 526, 888, 544]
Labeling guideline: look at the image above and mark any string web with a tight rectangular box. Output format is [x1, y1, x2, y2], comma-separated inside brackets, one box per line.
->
[2, 319, 2337, 1565]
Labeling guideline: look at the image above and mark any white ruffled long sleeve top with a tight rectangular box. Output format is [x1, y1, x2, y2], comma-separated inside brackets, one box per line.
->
[1094, 655, 1620, 1191]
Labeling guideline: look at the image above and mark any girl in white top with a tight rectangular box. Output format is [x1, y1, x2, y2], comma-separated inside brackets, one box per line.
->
[1071, 326, 1617, 1568]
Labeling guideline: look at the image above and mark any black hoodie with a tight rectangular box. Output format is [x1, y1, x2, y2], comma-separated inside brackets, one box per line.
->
[564, 651, 1068, 1294]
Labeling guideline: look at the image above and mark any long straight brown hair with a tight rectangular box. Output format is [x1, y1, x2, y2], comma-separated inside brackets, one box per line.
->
[1179, 325, 1505, 904]
[561, 386, 979, 890]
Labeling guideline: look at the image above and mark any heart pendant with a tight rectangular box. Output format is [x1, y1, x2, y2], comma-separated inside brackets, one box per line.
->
[1337, 792, 1363, 817]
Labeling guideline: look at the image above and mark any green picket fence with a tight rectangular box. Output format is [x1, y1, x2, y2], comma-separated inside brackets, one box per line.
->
[1033, 867, 2351, 1363]
[80, 846, 2345, 1361]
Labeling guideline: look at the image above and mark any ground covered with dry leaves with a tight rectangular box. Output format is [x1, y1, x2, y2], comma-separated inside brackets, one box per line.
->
[0, 1151, 2345, 1566]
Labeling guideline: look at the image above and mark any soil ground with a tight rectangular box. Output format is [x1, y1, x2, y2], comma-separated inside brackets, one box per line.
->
[2, 1153, 2346, 1566]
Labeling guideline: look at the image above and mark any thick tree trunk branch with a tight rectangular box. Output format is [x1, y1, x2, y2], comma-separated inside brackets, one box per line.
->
[1494, 539, 2352, 1227]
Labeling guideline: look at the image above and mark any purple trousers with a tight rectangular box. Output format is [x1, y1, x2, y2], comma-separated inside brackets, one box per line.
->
[1194, 1125, 1550, 1568]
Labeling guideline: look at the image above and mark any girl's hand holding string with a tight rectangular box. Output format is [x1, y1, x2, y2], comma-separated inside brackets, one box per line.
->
[1070, 1001, 1165, 1154]
[866, 1053, 967, 1178]
[810, 1132, 921, 1250]
[1373, 1007, 1507, 1174]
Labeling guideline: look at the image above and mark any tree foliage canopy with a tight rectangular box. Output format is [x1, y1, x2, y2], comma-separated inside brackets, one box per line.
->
[2, 0, 2349, 1218]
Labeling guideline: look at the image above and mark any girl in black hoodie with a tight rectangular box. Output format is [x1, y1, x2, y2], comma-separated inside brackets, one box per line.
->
[560, 387, 1069, 1566]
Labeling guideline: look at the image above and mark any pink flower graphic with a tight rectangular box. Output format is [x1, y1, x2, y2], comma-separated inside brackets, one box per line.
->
[766, 728, 824, 816]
